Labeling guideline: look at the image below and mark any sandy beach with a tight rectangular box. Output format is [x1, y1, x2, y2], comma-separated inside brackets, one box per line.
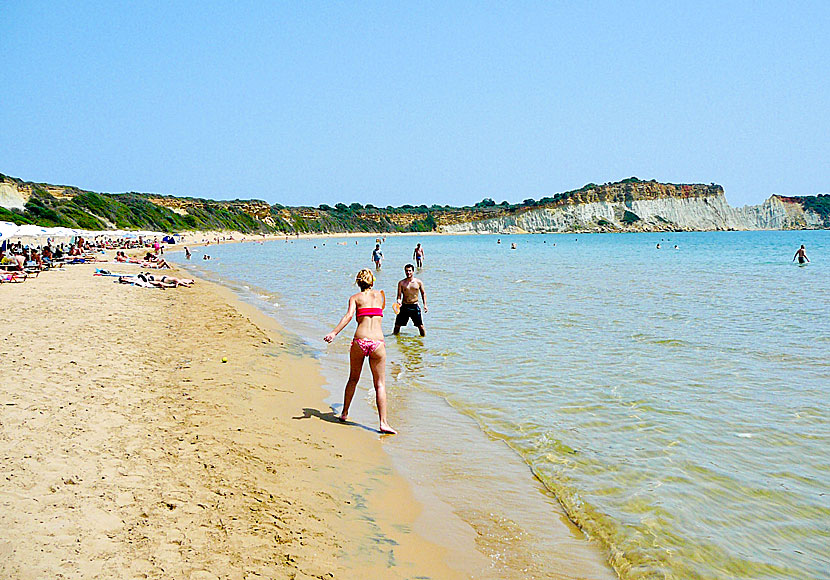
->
[0, 257, 460, 579]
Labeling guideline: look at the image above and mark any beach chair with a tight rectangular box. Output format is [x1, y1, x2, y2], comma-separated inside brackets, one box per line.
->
[24, 261, 44, 276]
[0, 272, 28, 283]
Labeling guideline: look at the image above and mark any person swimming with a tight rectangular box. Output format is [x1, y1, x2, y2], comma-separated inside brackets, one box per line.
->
[793, 245, 810, 264]
[324, 269, 396, 434]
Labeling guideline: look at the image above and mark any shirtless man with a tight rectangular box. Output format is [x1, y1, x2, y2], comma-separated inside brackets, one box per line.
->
[394, 264, 428, 336]
[793, 244, 810, 264]
[413, 243, 425, 268]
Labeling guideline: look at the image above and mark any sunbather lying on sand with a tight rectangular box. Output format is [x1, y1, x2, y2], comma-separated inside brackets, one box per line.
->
[144, 258, 171, 269]
[118, 275, 176, 289]
[142, 273, 194, 287]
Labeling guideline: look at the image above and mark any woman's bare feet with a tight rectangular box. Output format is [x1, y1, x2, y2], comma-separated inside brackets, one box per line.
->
[379, 422, 397, 435]
[338, 413, 348, 422]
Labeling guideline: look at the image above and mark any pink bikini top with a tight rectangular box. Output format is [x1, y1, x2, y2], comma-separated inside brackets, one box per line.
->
[356, 307, 383, 318]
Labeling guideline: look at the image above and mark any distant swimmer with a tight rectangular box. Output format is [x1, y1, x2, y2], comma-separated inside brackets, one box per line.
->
[394, 264, 428, 336]
[372, 244, 383, 270]
[413, 243, 425, 268]
[497, 239, 501, 244]
[510, 243, 517, 249]
[656, 243, 661, 249]
[793, 245, 810, 265]
[184, 246, 191, 260]
[323, 269, 395, 434]
[674, 245, 679, 250]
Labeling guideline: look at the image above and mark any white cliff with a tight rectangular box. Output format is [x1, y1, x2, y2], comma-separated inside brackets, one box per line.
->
[0, 182, 27, 210]
[440, 193, 823, 234]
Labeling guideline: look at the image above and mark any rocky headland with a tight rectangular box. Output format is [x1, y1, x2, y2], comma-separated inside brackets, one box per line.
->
[439, 180, 827, 234]
[1, 173, 827, 234]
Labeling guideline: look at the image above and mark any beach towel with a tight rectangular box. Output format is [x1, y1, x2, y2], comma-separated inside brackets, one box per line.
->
[94, 268, 128, 277]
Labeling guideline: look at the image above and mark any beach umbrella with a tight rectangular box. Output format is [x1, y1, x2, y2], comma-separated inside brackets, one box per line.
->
[0, 221, 19, 240]
[46, 227, 78, 238]
[15, 224, 48, 238]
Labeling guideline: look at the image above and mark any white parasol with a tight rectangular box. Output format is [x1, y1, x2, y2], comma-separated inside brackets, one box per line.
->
[0, 221, 20, 240]
[14, 224, 49, 239]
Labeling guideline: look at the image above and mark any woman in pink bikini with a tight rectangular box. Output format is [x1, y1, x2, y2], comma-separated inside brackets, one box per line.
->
[324, 269, 396, 434]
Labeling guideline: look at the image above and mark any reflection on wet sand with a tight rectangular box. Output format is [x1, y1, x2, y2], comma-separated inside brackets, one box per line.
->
[392, 333, 427, 383]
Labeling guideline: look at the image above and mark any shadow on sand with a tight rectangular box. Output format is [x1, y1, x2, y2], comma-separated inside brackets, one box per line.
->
[293, 407, 380, 434]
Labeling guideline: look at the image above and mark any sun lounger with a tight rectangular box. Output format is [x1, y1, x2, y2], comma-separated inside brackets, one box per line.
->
[23, 262, 44, 275]
[0, 272, 28, 283]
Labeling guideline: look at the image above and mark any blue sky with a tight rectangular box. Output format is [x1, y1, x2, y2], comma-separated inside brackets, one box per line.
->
[2, 1, 827, 207]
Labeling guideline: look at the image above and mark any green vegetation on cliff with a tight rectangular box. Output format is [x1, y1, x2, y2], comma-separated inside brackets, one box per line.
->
[1, 173, 827, 233]
[0, 175, 275, 233]
[796, 194, 830, 227]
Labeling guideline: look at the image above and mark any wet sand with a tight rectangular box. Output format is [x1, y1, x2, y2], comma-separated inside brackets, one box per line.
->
[0, 258, 459, 579]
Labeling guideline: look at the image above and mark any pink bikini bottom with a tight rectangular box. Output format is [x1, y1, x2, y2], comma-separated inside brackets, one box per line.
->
[352, 337, 384, 357]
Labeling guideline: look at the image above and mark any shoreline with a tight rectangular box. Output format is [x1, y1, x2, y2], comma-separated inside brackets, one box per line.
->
[0, 255, 461, 578]
[169, 242, 621, 580]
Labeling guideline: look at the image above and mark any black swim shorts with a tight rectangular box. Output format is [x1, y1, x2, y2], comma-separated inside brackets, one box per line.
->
[395, 303, 423, 327]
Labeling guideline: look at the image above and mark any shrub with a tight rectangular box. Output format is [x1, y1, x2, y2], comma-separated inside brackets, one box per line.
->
[622, 210, 641, 224]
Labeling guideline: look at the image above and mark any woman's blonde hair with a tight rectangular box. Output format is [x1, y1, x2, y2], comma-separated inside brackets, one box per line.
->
[355, 268, 375, 290]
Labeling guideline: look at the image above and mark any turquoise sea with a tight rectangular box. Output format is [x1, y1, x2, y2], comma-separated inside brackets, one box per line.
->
[172, 230, 829, 580]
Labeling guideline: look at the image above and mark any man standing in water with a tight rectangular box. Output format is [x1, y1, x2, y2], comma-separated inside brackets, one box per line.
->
[372, 243, 383, 270]
[394, 264, 428, 336]
[413, 243, 425, 268]
[793, 244, 810, 264]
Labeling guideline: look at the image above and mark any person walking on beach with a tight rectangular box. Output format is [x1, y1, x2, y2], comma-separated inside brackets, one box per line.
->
[372, 243, 383, 270]
[793, 245, 810, 264]
[324, 269, 396, 434]
[394, 264, 428, 336]
[413, 243, 425, 268]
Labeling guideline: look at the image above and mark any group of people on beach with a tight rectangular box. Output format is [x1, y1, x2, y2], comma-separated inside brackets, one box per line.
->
[324, 243, 430, 435]
[0, 236, 109, 282]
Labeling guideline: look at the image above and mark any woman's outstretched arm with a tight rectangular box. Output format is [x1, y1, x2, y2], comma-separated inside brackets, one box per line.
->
[324, 296, 357, 342]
